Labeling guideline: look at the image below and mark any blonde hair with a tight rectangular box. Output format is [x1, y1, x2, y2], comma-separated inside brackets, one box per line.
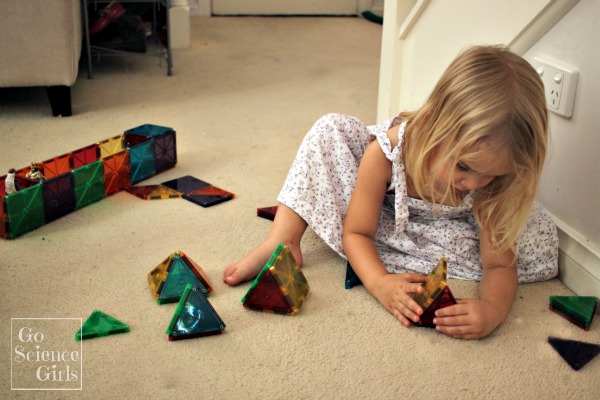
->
[400, 45, 548, 254]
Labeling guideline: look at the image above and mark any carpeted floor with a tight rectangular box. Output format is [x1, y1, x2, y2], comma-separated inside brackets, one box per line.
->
[1, 16, 599, 399]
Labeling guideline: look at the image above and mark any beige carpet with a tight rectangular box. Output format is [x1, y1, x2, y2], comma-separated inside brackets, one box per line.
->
[1, 17, 599, 399]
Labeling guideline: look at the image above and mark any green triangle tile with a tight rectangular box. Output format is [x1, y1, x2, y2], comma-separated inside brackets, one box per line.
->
[549, 296, 598, 330]
[75, 310, 130, 341]
[166, 284, 226, 341]
[157, 255, 209, 304]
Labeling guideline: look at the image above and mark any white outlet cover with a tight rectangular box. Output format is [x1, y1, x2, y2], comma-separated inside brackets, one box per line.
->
[533, 57, 579, 118]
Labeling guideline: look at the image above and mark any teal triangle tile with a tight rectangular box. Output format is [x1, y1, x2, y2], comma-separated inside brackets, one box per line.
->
[158, 256, 208, 304]
[166, 285, 225, 341]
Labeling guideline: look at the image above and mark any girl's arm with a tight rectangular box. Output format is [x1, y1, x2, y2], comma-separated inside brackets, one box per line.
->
[343, 136, 427, 326]
[433, 229, 518, 339]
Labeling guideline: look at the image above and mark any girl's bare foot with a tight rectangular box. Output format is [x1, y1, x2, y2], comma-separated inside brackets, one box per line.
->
[223, 238, 303, 286]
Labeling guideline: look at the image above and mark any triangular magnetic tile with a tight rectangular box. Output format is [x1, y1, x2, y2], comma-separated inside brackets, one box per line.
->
[270, 245, 309, 312]
[242, 243, 309, 315]
[243, 269, 293, 314]
[146, 185, 182, 200]
[147, 255, 172, 299]
[548, 336, 600, 371]
[412, 258, 450, 311]
[126, 184, 182, 200]
[125, 184, 160, 200]
[257, 206, 278, 221]
[549, 296, 598, 330]
[415, 286, 457, 327]
[158, 255, 209, 304]
[75, 310, 129, 341]
[183, 185, 234, 207]
[166, 284, 226, 341]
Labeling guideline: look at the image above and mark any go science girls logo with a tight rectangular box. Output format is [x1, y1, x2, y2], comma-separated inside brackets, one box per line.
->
[11, 318, 82, 390]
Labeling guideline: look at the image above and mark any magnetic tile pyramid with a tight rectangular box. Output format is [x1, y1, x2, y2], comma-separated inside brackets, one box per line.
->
[147, 251, 212, 304]
[549, 296, 598, 330]
[166, 284, 226, 341]
[548, 336, 600, 371]
[125, 184, 182, 200]
[242, 243, 309, 315]
[161, 175, 234, 207]
[75, 310, 129, 341]
[412, 258, 457, 327]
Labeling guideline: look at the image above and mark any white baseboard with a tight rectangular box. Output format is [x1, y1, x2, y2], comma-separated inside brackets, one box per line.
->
[552, 215, 600, 297]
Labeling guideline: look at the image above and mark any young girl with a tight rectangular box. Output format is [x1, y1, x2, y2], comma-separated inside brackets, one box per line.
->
[223, 45, 558, 339]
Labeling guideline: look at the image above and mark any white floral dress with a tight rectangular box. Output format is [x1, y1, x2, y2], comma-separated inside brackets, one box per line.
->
[278, 114, 558, 283]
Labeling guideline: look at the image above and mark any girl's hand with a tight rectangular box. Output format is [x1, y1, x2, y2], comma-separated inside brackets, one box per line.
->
[370, 273, 428, 327]
[432, 299, 504, 339]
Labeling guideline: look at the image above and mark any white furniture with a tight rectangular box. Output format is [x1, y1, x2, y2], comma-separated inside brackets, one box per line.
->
[0, 0, 83, 116]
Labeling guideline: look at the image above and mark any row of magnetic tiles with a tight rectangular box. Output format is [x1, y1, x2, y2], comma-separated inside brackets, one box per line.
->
[0, 124, 176, 239]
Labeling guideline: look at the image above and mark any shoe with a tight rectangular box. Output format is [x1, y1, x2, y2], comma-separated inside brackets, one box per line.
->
[134, 16, 152, 37]
[89, 2, 126, 35]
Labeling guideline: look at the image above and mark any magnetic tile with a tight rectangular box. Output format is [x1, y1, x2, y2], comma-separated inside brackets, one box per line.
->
[153, 132, 177, 173]
[41, 154, 71, 179]
[126, 184, 182, 200]
[72, 161, 105, 209]
[98, 135, 125, 159]
[127, 138, 156, 184]
[184, 185, 234, 207]
[161, 175, 210, 193]
[549, 296, 598, 331]
[4, 184, 45, 238]
[148, 255, 171, 299]
[42, 173, 75, 222]
[243, 270, 292, 314]
[102, 151, 131, 195]
[75, 310, 129, 341]
[125, 185, 183, 200]
[0, 195, 7, 239]
[70, 144, 100, 169]
[158, 256, 209, 304]
[242, 243, 309, 315]
[412, 258, 457, 328]
[270, 245, 309, 313]
[148, 251, 212, 304]
[345, 262, 363, 289]
[166, 284, 226, 341]
[124, 132, 149, 147]
[126, 184, 160, 200]
[548, 336, 600, 371]
[257, 206, 278, 221]
[416, 286, 456, 327]
[145, 185, 182, 200]
[125, 123, 174, 139]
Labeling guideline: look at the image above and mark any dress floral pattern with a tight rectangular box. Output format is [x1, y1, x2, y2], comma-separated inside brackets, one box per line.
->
[278, 114, 558, 283]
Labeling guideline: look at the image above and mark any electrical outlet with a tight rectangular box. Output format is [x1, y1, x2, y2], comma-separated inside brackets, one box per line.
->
[533, 57, 579, 118]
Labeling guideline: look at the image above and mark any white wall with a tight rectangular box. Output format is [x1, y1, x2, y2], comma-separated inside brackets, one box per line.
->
[377, 0, 599, 295]
[524, 0, 600, 295]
